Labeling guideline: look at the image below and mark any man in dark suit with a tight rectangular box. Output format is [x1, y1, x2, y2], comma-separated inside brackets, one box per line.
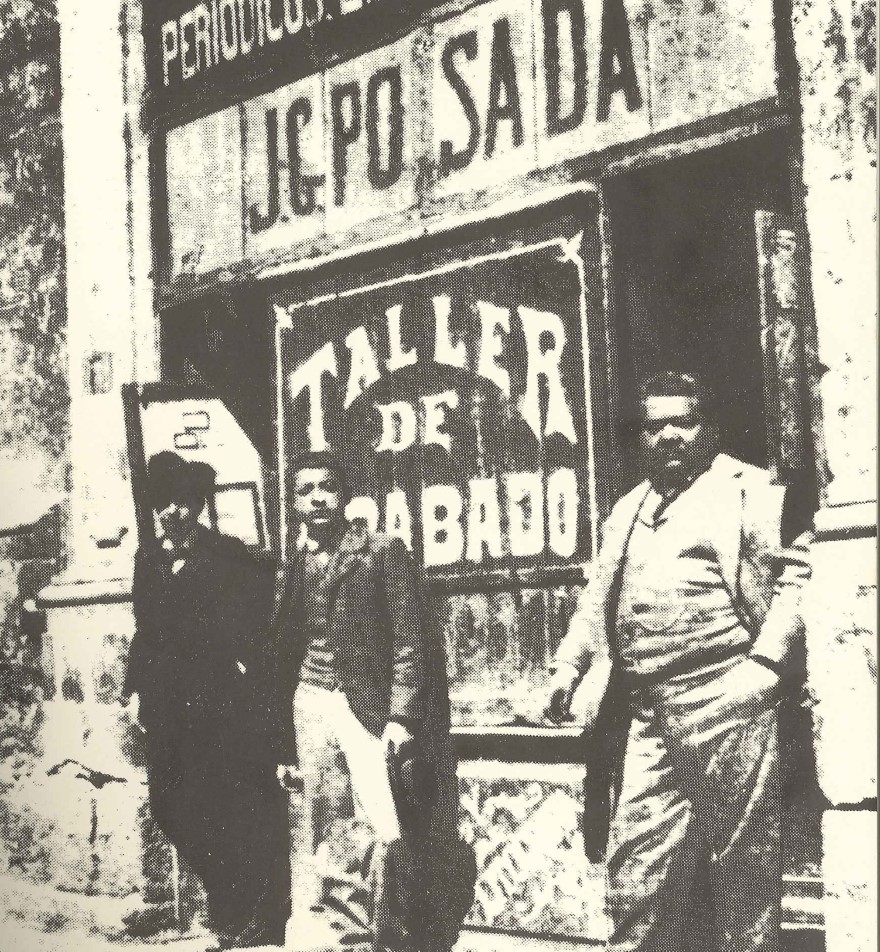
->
[545, 372, 811, 952]
[125, 451, 289, 949]
[271, 452, 460, 952]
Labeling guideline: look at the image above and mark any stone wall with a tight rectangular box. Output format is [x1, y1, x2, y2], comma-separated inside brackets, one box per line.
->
[0, 0, 81, 928]
[0, 0, 67, 498]
[791, 3, 877, 951]
[792, 0, 877, 507]
[0, 0, 67, 787]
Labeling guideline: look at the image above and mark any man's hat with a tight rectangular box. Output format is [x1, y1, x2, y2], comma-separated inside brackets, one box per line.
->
[146, 451, 216, 509]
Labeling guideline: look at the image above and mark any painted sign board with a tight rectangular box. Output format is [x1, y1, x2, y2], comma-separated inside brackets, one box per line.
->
[274, 228, 598, 578]
[143, 0, 437, 124]
[165, 0, 779, 280]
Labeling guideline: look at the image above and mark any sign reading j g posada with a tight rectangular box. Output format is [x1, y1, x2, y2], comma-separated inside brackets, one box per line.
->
[164, 0, 778, 279]
[274, 234, 597, 577]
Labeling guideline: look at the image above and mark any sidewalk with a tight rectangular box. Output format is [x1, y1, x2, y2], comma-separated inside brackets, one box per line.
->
[0, 921, 207, 952]
[0, 921, 603, 952]
[0, 872, 821, 952]
[0, 871, 607, 952]
[0, 917, 825, 952]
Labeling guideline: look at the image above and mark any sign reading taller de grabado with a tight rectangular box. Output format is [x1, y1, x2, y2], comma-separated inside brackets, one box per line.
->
[274, 232, 597, 577]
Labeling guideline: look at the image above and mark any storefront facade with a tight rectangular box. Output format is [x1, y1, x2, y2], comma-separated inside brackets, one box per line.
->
[22, 0, 875, 949]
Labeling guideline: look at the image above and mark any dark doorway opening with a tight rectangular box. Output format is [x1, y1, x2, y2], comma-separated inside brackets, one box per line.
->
[160, 288, 275, 462]
[603, 129, 795, 488]
[159, 287, 279, 545]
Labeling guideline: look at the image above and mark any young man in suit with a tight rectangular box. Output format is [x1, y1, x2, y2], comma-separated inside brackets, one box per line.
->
[545, 372, 811, 952]
[272, 452, 459, 952]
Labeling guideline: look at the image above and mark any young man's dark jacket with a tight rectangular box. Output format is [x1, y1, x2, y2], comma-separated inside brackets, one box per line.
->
[266, 519, 467, 951]
[266, 520, 452, 775]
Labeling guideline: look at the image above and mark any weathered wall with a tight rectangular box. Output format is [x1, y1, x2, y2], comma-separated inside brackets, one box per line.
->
[792, 3, 877, 951]
[0, 0, 67, 500]
[0, 2, 172, 936]
[793, 0, 876, 508]
[0, 0, 67, 665]
[0, 0, 101, 936]
[0, 0, 67, 902]
[0, 0, 172, 937]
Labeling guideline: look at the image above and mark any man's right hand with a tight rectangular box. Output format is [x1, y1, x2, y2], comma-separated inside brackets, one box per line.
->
[544, 662, 582, 723]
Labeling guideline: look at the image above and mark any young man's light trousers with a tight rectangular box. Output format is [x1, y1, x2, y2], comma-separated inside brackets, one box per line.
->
[288, 682, 401, 951]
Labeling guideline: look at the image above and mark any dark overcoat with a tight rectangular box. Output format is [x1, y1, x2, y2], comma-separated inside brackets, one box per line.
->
[124, 526, 289, 944]
[125, 526, 281, 765]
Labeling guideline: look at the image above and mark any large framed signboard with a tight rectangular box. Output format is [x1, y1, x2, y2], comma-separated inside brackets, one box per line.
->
[273, 195, 608, 589]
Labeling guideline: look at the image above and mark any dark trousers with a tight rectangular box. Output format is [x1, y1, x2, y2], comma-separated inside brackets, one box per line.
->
[147, 735, 290, 945]
[606, 657, 781, 952]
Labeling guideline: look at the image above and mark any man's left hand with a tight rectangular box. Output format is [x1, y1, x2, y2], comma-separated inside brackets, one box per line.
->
[382, 721, 414, 761]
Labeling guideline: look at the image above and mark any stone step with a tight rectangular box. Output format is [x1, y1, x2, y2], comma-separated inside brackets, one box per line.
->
[0, 873, 181, 942]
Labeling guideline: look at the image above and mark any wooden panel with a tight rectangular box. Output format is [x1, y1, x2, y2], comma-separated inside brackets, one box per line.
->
[324, 37, 421, 232]
[243, 75, 327, 258]
[166, 106, 244, 277]
[755, 210, 809, 482]
[143, 0, 441, 128]
[458, 762, 607, 939]
[162, 0, 781, 281]
[444, 586, 580, 726]
[125, 386, 270, 550]
[535, 0, 651, 168]
[274, 230, 597, 578]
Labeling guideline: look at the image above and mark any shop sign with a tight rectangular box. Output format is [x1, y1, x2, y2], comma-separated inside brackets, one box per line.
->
[144, 0, 435, 122]
[166, 0, 777, 278]
[274, 233, 596, 576]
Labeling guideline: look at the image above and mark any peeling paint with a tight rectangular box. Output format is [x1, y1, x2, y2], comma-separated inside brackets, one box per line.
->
[824, 7, 847, 65]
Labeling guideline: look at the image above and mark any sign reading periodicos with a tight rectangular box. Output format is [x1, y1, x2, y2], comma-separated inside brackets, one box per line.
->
[157, 0, 401, 89]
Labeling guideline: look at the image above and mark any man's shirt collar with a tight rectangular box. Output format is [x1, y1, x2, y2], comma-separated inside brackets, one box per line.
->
[641, 455, 720, 527]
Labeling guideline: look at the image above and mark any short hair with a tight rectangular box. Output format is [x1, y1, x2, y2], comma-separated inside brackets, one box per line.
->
[289, 450, 350, 498]
[638, 371, 716, 420]
[147, 451, 215, 510]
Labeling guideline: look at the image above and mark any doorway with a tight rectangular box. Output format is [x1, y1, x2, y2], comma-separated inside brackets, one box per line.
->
[603, 126, 823, 919]
[603, 129, 795, 487]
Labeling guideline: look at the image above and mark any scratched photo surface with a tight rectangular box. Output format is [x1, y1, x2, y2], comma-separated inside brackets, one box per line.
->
[0, 1, 875, 952]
